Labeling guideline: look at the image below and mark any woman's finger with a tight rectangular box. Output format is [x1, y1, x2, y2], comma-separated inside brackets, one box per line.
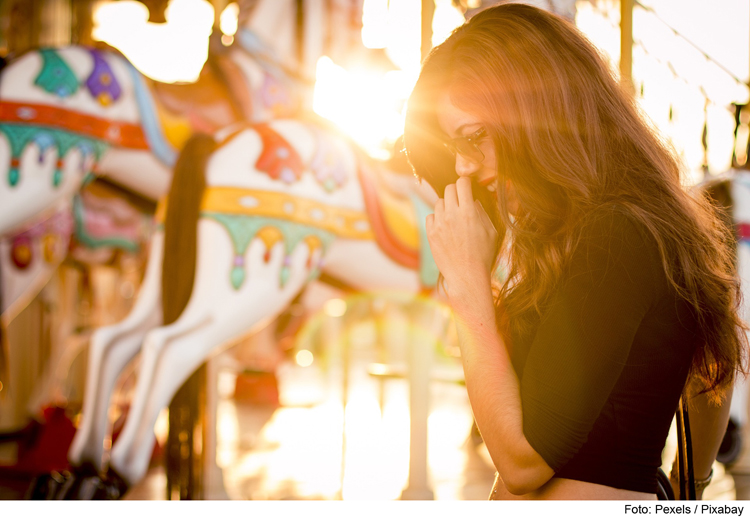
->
[443, 183, 458, 211]
[434, 198, 445, 217]
[456, 176, 474, 208]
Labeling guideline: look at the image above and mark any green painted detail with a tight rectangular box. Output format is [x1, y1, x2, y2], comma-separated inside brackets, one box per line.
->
[72, 194, 140, 253]
[0, 123, 108, 187]
[231, 267, 246, 290]
[35, 49, 79, 98]
[201, 212, 335, 290]
[280, 265, 290, 287]
[307, 267, 321, 282]
[34, 49, 79, 98]
[410, 193, 439, 288]
[9, 168, 19, 187]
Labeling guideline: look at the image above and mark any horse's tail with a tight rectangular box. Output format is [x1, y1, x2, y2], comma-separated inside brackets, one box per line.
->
[161, 133, 216, 325]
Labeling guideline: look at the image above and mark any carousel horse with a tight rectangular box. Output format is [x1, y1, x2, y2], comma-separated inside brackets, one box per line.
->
[0, 0, 328, 237]
[60, 118, 458, 498]
[2, 0, 419, 497]
[0, 0, 365, 487]
[0, 0, 336, 379]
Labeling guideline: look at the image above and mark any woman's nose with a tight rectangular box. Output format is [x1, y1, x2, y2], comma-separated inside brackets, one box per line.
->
[454, 153, 480, 178]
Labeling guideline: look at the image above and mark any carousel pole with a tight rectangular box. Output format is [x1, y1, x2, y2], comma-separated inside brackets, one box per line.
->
[420, 0, 434, 64]
[620, 0, 634, 94]
[400, 298, 435, 500]
[401, 2, 436, 500]
[3, 0, 43, 55]
[197, 0, 233, 502]
[71, 0, 97, 47]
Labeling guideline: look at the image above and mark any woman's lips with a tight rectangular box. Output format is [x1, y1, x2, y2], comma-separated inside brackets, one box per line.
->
[478, 177, 497, 192]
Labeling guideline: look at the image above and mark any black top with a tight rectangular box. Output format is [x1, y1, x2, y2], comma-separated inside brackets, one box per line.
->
[509, 209, 698, 494]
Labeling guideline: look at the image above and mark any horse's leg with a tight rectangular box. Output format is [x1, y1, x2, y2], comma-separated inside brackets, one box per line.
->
[68, 231, 164, 470]
[109, 220, 321, 487]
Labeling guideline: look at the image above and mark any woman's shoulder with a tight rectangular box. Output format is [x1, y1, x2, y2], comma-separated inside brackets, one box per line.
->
[575, 204, 655, 252]
[568, 203, 665, 287]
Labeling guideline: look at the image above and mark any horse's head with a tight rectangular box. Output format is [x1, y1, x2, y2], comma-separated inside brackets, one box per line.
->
[234, 0, 375, 99]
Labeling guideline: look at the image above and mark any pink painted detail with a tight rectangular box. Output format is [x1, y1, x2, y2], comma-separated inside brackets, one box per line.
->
[77, 188, 150, 246]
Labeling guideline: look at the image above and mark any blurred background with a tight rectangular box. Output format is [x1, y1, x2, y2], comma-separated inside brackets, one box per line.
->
[0, 0, 748, 501]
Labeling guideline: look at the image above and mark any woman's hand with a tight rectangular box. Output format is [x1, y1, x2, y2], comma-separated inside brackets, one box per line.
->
[425, 176, 498, 300]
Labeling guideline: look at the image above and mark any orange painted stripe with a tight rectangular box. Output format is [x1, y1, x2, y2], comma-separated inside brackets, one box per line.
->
[0, 101, 149, 150]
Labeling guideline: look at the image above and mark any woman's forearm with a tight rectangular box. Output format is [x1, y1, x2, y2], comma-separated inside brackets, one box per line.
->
[448, 278, 554, 495]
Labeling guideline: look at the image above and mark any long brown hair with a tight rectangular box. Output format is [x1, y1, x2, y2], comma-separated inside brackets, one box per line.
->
[404, 3, 747, 398]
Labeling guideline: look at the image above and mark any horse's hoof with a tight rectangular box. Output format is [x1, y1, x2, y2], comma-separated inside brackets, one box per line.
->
[24, 470, 70, 500]
[57, 462, 102, 500]
[89, 467, 129, 500]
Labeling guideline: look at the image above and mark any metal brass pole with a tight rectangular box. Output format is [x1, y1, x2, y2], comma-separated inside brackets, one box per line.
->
[421, 0, 434, 63]
[620, 0, 634, 94]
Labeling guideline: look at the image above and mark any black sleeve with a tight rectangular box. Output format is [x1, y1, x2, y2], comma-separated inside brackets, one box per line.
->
[519, 211, 663, 471]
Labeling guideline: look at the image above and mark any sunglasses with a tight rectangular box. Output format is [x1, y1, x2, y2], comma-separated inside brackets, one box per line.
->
[443, 127, 488, 164]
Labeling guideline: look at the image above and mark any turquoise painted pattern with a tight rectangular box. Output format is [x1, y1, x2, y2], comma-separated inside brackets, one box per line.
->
[201, 213, 335, 290]
[34, 49, 79, 98]
[0, 123, 108, 187]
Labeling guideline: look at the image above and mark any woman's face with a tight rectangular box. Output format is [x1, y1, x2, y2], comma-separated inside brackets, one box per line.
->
[437, 92, 519, 214]
[437, 92, 497, 192]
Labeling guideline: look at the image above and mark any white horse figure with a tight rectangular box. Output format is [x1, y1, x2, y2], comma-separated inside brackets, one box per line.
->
[65, 116, 445, 497]
[0, 0, 370, 488]
[0, 0, 331, 406]
[0, 0, 361, 237]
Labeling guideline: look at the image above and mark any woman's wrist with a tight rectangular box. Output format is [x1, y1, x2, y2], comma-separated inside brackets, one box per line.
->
[446, 275, 496, 328]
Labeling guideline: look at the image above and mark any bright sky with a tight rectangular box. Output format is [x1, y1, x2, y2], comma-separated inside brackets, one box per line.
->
[576, 0, 749, 182]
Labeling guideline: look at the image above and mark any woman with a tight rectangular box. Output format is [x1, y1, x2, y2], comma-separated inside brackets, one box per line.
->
[404, 4, 747, 500]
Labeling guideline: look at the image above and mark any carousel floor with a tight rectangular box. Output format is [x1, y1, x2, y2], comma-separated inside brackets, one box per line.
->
[1, 346, 747, 500]
[125, 351, 498, 500]
[122, 353, 748, 501]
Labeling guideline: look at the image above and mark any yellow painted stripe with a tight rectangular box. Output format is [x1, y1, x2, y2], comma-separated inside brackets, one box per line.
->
[200, 187, 375, 240]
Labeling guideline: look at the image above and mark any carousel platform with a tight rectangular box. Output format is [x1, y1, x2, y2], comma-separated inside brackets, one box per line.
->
[124, 350, 497, 500]
[1, 340, 746, 501]
[123, 352, 746, 501]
